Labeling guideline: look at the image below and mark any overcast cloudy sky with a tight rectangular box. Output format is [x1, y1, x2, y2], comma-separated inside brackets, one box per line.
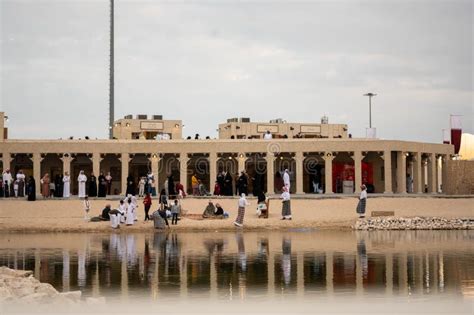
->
[1, 0, 472, 142]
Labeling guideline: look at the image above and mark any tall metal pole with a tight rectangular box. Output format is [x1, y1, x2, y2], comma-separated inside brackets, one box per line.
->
[109, 0, 115, 139]
[363, 93, 376, 129]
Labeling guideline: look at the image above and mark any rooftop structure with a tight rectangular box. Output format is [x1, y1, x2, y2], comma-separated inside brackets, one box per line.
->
[218, 117, 348, 139]
[112, 114, 182, 140]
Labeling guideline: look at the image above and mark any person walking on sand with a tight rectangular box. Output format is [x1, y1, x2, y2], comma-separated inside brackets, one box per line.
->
[280, 186, 292, 220]
[234, 193, 250, 227]
[356, 184, 367, 219]
[171, 199, 181, 225]
[143, 192, 152, 221]
[83, 196, 91, 221]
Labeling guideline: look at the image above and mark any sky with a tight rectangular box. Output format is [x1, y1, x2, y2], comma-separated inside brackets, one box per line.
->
[0, 0, 472, 142]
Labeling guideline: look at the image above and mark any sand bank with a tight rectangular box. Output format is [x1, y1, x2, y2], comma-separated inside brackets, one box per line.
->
[0, 196, 472, 233]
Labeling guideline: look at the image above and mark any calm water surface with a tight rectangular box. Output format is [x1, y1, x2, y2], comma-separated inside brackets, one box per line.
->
[1, 230, 473, 304]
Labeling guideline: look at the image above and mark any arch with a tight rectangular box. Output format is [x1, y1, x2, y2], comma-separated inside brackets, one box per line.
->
[10, 154, 33, 178]
[274, 153, 296, 194]
[100, 154, 121, 195]
[245, 153, 267, 195]
[303, 153, 325, 193]
[71, 154, 92, 195]
[362, 152, 384, 193]
[332, 152, 354, 193]
[158, 154, 180, 193]
[41, 153, 63, 197]
[187, 154, 210, 195]
[129, 154, 151, 194]
[216, 153, 238, 196]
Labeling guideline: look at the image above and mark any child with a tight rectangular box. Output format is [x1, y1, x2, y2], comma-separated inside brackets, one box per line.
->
[118, 199, 127, 224]
[171, 200, 180, 225]
[13, 179, 19, 198]
[83, 196, 91, 221]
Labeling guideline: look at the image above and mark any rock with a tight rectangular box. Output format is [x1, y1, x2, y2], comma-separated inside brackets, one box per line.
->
[59, 291, 82, 302]
[86, 297, 106, 305]
[35, 283, 58, 296]
[353, 216, 474, 230]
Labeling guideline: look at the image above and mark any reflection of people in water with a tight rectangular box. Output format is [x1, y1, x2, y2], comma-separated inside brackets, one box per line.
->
[77, 249, 86, 289]
[282, 238, 292, 286]
[357, 239, 368, 278]
[236, 232, 247, 273]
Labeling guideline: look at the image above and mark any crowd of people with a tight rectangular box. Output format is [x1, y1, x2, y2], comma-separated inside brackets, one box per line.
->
[0, 169, 36, 200]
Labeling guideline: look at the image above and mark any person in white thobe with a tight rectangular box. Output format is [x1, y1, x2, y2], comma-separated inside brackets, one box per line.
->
[77, 170, 87, 198]
[125, 199, 136, 226]
[263, 131, 273, 140]
[119, 200, 127, 224]
[62, 172, 71, 198]
[283, 169, 291, 189]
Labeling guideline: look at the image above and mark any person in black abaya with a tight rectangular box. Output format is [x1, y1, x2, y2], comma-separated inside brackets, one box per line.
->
[54, 174, 63, 197]
[89, 173, 98, 197]
[167, 174, 176, 196]
[98, 172, 107, 197]
[237, 172, 248, 196]
[224, 171, 233, 196]
[216, 171, 225, 196]
[126, 174, 135, 195]
[27, 176, 36, 201]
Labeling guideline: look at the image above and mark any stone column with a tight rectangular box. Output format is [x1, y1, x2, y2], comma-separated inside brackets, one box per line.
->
[238, 153, 246, 173]
[324, 152, 334, 194]
[441, 155, 448, 194]
[149, 155, 160, 180]
[413, 152, 422, 193]
[396, 151, 407, 194]
[120, 154, 131, 195]
[61, 155, 72, 175]
[179, 155, 189, 194]
[266, 155, 275, 194]
[428, 153, 437, 194]
[209, 153, 217, 188]
[354, 151, 363, 194]
[33, 153, 42, 195]
[92, 153, 102, 177]
[2, 152, 11, 172]
[383, 151, 393, 193]
[295, 152, 304, 194]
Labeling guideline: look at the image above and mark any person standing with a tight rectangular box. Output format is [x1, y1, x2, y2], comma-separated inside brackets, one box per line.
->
[63, 172, 71, 198]
[138, 177, 145, 197]
[143, 192, 152, 221]
[237, 171, 248, 196]
[216, 171, 225, 196]
[224, 171, 233, 196]
[356, 184, 368, 219]
[234, 193, 250, 227]
[16, 170, 26, 197]
[125, 198, 135, 226]
[98, 172, 107, 197]
[191, 174, 199, 196]
[168, 174, 176, 196]
[27, 176, 36, 201]
[105, 172, 113, 195]
[283, 169, 291, 190]
[164, 177, 169, 196]
[77, 170, 87, 198]
[54, 174, 63, 197]
[41, 174, 50, 198]
[171, 199, 180, 225]
[2, 169, 12, 198]
[89, 173, 97, 197]
[280, 186, 292, 220]
[263, 130, 273, 140]
[126, 174, 135, 196]
[83, 196, 91, 221]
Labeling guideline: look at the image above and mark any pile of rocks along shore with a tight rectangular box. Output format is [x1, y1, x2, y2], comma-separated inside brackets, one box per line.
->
[0, 267, 104, 305]
[354, 217, 474, 231]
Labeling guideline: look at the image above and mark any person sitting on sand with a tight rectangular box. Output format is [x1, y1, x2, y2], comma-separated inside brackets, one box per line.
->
[89, 204, 111, 222]
[202, 200, 216, 218]
[214, 203, 229, 218]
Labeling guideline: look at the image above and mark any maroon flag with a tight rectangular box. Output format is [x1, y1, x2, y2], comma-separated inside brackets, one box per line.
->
[450, 115, 462, 154]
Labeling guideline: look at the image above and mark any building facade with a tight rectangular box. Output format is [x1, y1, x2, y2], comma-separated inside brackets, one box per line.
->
[112, 114, 182, 140]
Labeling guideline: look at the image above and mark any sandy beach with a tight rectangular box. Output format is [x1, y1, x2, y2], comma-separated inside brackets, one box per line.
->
[0, 195, 472, 232]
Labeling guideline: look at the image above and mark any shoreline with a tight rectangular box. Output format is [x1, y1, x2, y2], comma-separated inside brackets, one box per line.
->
[1, 196, 473, 233]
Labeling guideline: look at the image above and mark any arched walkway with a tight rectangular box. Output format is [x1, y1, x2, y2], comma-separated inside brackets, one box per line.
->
[303, 153, 325, 193]
[362, 152, 383, 193]
[245, 153, 267, 195]
[158, 154, 180, 193]
[216, 153, 238, 195]
[10, 154, 33, 178]
[100, 154, 121, 195]
[129, 154, 151, 194]
[187, 154, 210, 195]
[274, 153, 296, 194]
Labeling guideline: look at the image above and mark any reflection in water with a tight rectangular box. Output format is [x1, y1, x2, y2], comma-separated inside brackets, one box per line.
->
[0, 231, 473, 301]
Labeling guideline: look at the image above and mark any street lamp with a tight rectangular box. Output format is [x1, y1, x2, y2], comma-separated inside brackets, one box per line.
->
[363, 93, 377, 128]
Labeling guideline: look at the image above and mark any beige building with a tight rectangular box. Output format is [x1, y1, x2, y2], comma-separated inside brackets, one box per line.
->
[218, 117, 348, 139]
[0, 111, 454, 197]
[112, 114, 182, 140]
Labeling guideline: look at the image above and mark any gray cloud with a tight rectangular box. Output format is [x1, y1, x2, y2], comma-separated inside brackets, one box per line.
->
[1, 0, 472, 142]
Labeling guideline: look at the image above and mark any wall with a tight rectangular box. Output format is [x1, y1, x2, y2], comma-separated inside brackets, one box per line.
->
[443, 160, 474, 195]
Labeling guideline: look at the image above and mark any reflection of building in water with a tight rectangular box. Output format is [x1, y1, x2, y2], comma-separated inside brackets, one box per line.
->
[0, 233, 472, 300]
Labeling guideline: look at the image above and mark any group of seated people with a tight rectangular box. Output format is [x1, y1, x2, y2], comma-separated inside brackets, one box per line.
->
[202, 200, 229, 219]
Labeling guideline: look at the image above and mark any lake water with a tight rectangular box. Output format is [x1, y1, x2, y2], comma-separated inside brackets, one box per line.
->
[1, 230, 473, 313]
